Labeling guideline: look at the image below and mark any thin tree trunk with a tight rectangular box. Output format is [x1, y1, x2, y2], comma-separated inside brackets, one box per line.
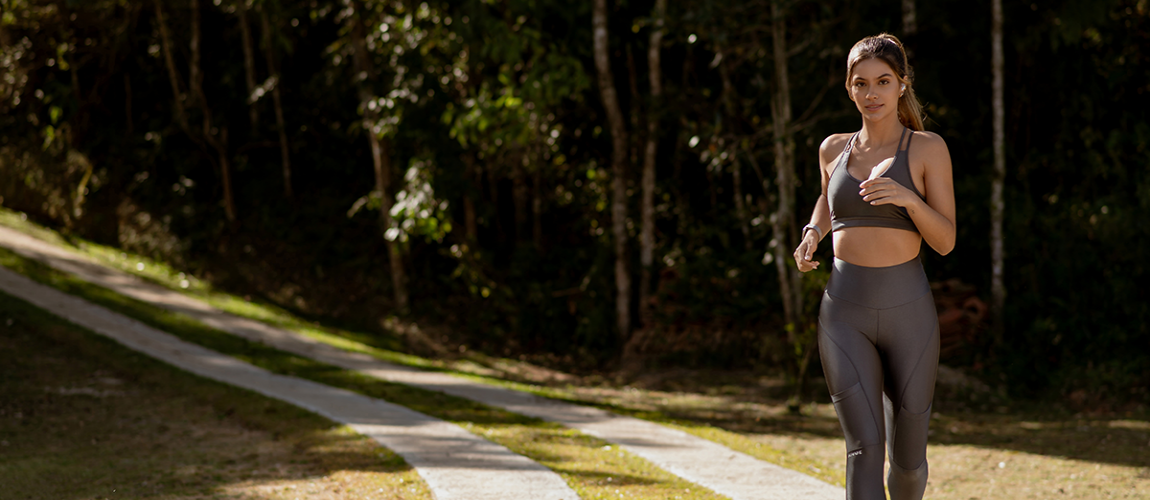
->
[350, 0, 408, 313]
[770, 0, 801, 335]
[154, 0, 189, 133]
[732, 158, 751, 249]
[716, 42, 751, 250]
[260, 6, 293, 198]
[189, 0, 201, 107]
[533, 163, 543, 252]
[902, 0, 917, 57]
[626, 44, 643, 168]
[190, 0, 236, 223]
[463, 153, 479, 242]
[640, 0, 665, 326]
[990, 0, 1006, 344]
[513, 157, 528, 243]
[123, 74, 133, 137]
[377, 137, 407, 313]
[593, 0, 632, 339]
[237, 0, 259, 128]
[488, 163, 504, 244]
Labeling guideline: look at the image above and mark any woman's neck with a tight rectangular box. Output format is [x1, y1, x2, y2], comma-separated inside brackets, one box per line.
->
[856, 115, 904, 151]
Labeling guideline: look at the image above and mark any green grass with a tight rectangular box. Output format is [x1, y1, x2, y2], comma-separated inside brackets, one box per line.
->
[0, 206, 842, 489]
[0, 246, 725, 500]
[0, 290, 430, 500]
[5, 207, 1149, 500]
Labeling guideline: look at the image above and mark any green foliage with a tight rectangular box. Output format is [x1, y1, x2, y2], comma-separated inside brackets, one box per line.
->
[0, 0, 1146, 402]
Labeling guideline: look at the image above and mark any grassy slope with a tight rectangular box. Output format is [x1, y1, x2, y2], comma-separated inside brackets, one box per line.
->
[0, 291, 430, 500]
[0, 247, 724, 500]
[0, 206, 840, 486]
[3, 207, 1149, 499]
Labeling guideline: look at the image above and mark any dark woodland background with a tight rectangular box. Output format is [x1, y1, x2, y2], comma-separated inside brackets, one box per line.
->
[1, 0, 1147, 406]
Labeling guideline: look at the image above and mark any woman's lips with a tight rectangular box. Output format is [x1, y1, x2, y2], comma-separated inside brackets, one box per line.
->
[866, 104, 884, 111]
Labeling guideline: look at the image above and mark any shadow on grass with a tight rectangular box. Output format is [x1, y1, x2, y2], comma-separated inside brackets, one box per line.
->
[562, 366, 1150, 472]
[0, 292, 426, 500]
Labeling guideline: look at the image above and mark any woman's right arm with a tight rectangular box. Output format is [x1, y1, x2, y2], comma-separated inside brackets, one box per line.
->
[793, 135, 841, 272]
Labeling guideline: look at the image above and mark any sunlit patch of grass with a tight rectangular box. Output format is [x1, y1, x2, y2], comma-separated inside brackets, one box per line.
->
[0, 248, 725, 500]
[0, 206, 412, 357]
[0, 290, 430, 500]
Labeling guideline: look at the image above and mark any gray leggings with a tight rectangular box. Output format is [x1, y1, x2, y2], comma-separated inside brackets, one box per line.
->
[818, 257, 939, 500]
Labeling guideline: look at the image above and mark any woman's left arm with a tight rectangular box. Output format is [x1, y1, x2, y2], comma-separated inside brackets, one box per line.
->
[859, 132, 956, 255]
[906, 133, 956, 254]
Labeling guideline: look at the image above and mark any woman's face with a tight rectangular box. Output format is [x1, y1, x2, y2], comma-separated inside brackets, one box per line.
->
[848, 57, 902, 121]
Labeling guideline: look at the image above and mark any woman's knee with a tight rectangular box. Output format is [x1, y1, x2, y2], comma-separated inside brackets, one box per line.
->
[890, 404, 931, 469]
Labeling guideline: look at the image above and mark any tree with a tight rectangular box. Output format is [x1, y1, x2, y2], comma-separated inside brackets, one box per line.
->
[902, 0, 916, 56]
[592, 0, 632, 339]
[990, 0, 1005, 343]
[258, 2, 293, 199]
[236, 0, 259, 128]
[348, 0, 408, 313]
[154, 0, 238, 224]
[769, 0, 801, 336]
[639, 0, 665, 327]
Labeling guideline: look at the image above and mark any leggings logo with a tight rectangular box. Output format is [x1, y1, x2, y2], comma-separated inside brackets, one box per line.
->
[848, 449, 863, 458]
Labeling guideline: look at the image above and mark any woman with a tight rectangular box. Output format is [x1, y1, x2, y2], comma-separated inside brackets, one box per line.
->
[792, 33, 955, 500]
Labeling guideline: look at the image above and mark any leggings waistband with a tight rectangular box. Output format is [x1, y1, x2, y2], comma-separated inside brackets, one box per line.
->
[826, 257, 931, 309]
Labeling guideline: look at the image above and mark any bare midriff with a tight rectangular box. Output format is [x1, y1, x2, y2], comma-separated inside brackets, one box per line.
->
[832, 226, 923, 267]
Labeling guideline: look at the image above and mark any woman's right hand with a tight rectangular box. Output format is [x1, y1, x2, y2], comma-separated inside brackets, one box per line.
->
[793, 231, 820, 272]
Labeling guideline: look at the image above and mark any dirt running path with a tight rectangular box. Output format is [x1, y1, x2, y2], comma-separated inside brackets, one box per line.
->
[0, 225, 844, 500]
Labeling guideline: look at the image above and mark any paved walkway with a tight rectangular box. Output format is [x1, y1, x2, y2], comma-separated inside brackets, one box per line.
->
[0, 265, 577, 500]
[0, 225, 844, 500]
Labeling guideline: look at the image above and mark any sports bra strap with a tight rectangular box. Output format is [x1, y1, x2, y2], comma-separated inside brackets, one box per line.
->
[844, 132, 860, 155]
[896, 126, 910, 152]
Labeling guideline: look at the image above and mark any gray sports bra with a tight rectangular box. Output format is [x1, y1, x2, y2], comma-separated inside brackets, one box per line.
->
[828, 127, 925, 233]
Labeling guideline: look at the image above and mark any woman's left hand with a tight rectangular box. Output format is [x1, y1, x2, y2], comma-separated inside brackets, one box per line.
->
[859, 177, 918, 209]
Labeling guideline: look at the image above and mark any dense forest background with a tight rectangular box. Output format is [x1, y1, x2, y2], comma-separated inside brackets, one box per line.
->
[1, 0, 1146, 405]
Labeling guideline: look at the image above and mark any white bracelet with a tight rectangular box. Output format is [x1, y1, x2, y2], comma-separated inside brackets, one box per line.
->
[802, 223, 823, 241]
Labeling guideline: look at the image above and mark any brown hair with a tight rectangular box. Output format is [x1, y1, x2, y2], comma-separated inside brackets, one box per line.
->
[845, 33, 925, 131]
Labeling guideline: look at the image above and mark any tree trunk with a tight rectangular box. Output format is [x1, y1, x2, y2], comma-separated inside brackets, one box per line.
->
[593, 0, 632, 339]
[716, 42, 750, 250]
[640, 0, 665, 326]
[533, 163, 543, 252]
[154, 0, 189, 133]
[376, 137, 408, 314]
[770, 0, 801, 335]
[156, 0, 235, 223]
[260, 6, 293, 198]
[237, 0, 259, 128]
[990, 0, 1006, 344]
[192, 0, 236, 223]
[902, 0, 917, 57]
[513, 156, 528, 243]
[732, 158, 751, 249]
[189, 0, 201, 108]
[463, 153, 479, 242]
[123, 74, 134, 137]
[626, 44, 643, 168]
[349, 0, 409, 313]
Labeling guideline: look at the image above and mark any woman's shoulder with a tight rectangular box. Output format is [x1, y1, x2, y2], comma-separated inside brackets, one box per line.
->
[906, 131, 952, 160]
[909, 130, 949, 153]
[818, 133, 854, 163]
